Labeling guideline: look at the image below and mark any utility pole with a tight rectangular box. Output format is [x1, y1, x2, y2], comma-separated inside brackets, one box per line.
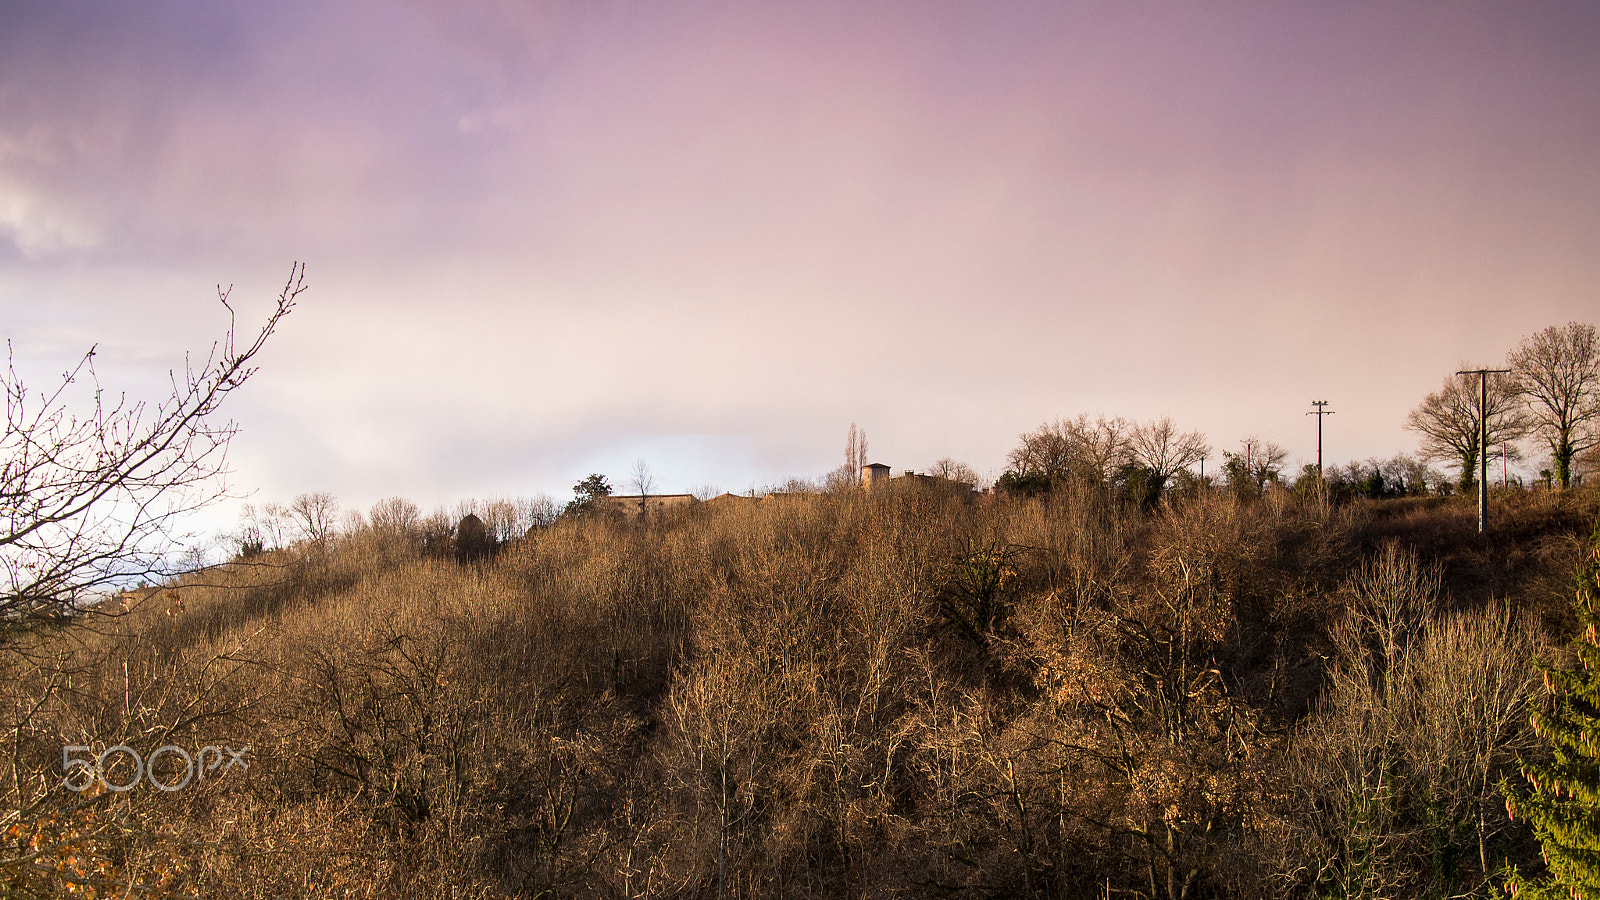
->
[1457, 367, 1510, 534]
[1307, 401, 1334, 477]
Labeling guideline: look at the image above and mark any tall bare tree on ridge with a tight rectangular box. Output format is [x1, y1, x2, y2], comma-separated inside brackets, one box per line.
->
[1508, 322, 1600, 489]
[1405, 367, 1528, 494]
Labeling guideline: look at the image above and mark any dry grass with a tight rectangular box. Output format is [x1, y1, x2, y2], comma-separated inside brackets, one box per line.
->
[3, 483, 1594, 898]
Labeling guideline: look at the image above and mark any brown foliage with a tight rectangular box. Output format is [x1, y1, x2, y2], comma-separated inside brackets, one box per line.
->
[3, 484, 1592, 897]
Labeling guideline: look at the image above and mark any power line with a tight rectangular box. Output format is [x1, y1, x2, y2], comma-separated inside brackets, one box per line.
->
[1456, 367, 1511, 534]
[1306, 401, 1335, 476]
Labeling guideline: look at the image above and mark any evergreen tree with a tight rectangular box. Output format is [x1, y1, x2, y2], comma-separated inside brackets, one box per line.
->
[1505, 524, 1600, 898]
[563, 473, 612, 518]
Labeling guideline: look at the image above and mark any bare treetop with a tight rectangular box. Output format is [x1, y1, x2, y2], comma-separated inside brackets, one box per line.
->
[1405, 367, 1528, 492]
[845, 423, 869, 472]
[1006, 415, 1134, 483]
[1, 264, 303, 635]
[1130, 417, 1210, 479]
[1508, 322, 1600, 488]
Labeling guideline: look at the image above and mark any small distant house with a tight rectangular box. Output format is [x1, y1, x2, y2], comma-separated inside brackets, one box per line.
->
[861, 463, 891, 490]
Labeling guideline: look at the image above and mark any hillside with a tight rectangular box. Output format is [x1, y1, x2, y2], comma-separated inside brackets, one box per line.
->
[5, 483, 1598, 899]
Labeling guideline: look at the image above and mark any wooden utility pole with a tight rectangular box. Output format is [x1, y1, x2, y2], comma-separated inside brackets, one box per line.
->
[1457, 367, 1510, 534]
[1307, 401, 1334, 477]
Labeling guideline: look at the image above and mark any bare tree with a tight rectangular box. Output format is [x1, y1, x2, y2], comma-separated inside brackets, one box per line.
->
[1, 264, 302, 635]
[1007, 420, 1076, 482]
[826, 422, 872, 491]
[480, 497, 520, 543]
[471, 495, 557, 539]
[419, 505, 455, 556]
[1222, 436, 1287, 495]
[236, 500, 292, 553]
[338, 506, 367, 538]
[288, 491, 339, 548]
[1508, 322, 1600, 488]
[447, 496, 533, 542]
[1006, 414, 1134, 484]
[929, 457, 980, 487]
[1404, 367, 1528, 493]
[845, 422, 869, 472]
[631, 459, 656, 520]
[516, 494, 560, 533]
[369, 496, 422, 541]
[1068, 414, 1135, 481]
[1130, 418, 1211, 480]
[1377, 453, 1438, 496]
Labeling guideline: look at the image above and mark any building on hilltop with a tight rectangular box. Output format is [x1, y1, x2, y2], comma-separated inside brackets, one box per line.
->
[861, 462, 978, 496]
[702, 492, 759, 508]
[861, 463, 891, 489]
[598, 493, 698, 519]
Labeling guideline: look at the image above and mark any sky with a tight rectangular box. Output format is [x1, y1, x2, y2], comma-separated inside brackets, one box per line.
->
[3, 1, 1599, 532]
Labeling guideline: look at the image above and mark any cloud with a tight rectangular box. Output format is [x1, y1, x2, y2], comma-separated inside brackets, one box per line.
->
[4, 1, 1600, 504]
[0, 181, 102, 258]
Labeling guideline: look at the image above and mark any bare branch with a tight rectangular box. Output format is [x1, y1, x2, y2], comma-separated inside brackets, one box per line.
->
[2, 264, 303, 637]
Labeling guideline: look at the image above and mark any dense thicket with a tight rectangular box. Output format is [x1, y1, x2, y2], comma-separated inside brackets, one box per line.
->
[4, 483, 1597, 898]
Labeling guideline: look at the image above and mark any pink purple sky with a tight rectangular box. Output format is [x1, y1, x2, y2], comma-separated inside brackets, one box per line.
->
[4, 1, 1599, 522]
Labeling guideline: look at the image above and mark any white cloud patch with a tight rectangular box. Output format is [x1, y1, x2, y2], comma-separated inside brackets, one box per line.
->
[0, 180, 102, 258]
[0, 126, 107, 257]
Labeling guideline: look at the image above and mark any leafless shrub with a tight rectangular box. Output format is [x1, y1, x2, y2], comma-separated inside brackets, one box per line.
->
[1277, 545, 1544, 898]
[4, 476, 1585, 898]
